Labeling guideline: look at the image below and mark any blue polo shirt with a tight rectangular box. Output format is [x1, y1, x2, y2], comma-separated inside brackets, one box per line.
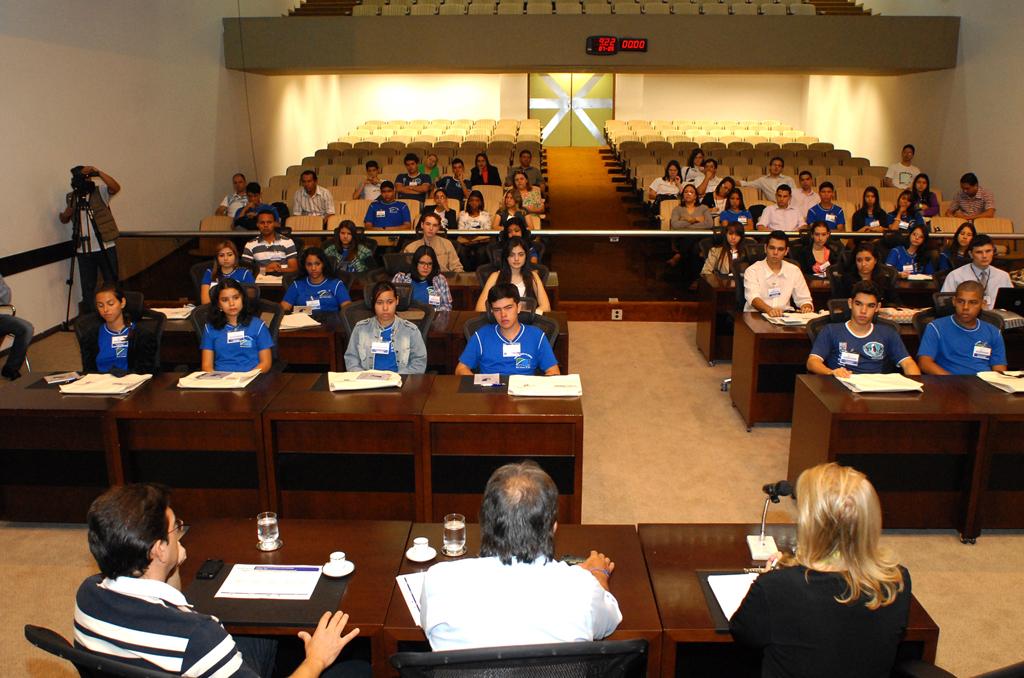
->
[918, 315, 1007, 375]
[282, 277, 350, 313]
[364, 199, 411, 228]
[806, 203, 846, 230]
[410, 280, 433, 306]
[395, 173, 432, 203]
[436, 176, 468, 203]
[810, 321, 910, 374]
[719, 209, 753, 227]
[97, 323, 134, 373]
[200, 317, 274, 372]
[373, 324, 398, 372]
[459, 323, 558, 375]
[201, 267, 254, 288]
[887, 210, 926, 231]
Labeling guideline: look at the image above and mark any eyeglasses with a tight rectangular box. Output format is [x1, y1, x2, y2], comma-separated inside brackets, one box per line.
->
[169, 518, 187, 539]
[417, 260, 433, 267]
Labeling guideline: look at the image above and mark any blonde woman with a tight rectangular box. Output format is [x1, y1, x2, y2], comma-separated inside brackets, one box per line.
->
[730, 463, 910, 678]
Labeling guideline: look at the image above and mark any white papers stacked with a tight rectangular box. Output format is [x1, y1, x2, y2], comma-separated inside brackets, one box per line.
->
[761, 311, 827, 326]
[876, 307, 923, 324]
[280, 313, 322, 331]
[508, 374, 583, 397]
[836, 373, 923, 393]
[907, 274, 933, 281]
[45, 371, 81, 385]
[328, 370, 402, 391]
[707, 573, 758, 621]
[978, 370, 1024, 393]
[255, 273, 283, 285]
[215, 564, 322, 600]
[59, 373, 152, 395]
[178, 369, 262, 389]
[150, 305, 194, 320]
[395, 572, 426, 627]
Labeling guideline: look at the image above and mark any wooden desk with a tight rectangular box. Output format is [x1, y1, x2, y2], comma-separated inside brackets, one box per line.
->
[638, 523, 939, 678]
[449, 310, 570, 374]
[695, 275, 736, 364]
[425, 310, 457, 373]
[788, 375, 987, 536]
[379, 523, 662, 677]
[421, 375, 583, 522]
[277, 324, 343, 371]
[109, 372, 291, 518]
[0, 374, 122, 522]
[179, 518, 410, 675]
[730, 313, 920, 429]
[262, 374, 435, 520]
[160, 318, 200, 368]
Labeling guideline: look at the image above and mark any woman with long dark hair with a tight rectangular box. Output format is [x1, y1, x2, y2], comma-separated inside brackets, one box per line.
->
[851, 187, 891, 233]
[78, 284, 160, 374]
[392, 245, 453, 311]
[476, 236, 551, 312]
[943, 222, 977, 270]
[324, 219, 374, 273]
[909, 173, 939, 218]
[200, 240, 254, 305]
[831, 242, 896, 305]
[200, 278, 273, 373]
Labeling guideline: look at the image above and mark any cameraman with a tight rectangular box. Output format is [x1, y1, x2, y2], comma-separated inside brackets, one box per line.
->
[59, 165, 121, 313]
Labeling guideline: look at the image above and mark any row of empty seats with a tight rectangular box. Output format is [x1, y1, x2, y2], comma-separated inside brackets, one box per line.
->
[352, 1, 813, 14]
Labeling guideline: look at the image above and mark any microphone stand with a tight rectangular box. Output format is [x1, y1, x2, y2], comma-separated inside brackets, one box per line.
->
[748, 488, 782, 561]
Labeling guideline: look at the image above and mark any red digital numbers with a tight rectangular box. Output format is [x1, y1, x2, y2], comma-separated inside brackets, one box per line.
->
[598, 36, 617, 52]
[620, 38, 648, 51]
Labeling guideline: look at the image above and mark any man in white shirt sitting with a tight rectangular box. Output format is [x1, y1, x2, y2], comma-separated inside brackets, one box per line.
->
[883, 144, 921, 189]
[790, 170, 818, 219]
[420, 461, 622, 650]
[756, 185, 805, 232]
[741, 156, 795, 201]
[292, 170, 335, 220]
[940, 234, 1012, 308]
[216, 173, 248, 217]
[743, 230, 814, 316]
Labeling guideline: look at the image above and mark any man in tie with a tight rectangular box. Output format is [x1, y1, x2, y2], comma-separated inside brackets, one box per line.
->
[939, 234, 1011, 308]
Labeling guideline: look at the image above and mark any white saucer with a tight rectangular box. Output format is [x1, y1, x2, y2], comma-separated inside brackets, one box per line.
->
[406, 546, 437, 563]
[322, 560, 355, 578]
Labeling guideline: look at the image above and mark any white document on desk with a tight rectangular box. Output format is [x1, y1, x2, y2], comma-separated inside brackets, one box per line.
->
[836, 373, 923, 393]
[280, 313, 322, 331]
[508, 374, 582, 397]
[59, 373, 152, 395]
[761, 311, 827, 326]
[396, 572, 426, 627]
[255, 273, 283, 285]
[978, 370, 1024, 393]
[215, 564, 322, 600]
[150, 305, 195, 320]
[707, 573, 758, 621]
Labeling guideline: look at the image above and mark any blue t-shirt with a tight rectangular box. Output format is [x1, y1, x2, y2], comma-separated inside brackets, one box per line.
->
[806, 203, 846, 230]
[200, 317, 274, 372]
[395, 173, 432, 203]
[201, 267, 255, 288]
[885, 246, 925, 274]
[96, 322, 134, 373]
[810, 321, 910, 374]
[372, 324, 399, 372]
[887, 210, 925, 231]
[719, 209, 753, 227]
[282, 277, 350, 313]
[410, 279, 434, 306]
[918, 315, 1007, 375]
[436, 176, 468, 202]
[458, 323, 558, 375]
[364, 199, 411, 228]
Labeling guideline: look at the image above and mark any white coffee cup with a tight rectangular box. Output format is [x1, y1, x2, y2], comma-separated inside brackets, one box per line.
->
[329, 551, 347, 565]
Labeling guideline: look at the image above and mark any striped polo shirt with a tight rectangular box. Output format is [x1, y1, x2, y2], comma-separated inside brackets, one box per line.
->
[241, 234, 297, 268]
[74, 574, 256, 677]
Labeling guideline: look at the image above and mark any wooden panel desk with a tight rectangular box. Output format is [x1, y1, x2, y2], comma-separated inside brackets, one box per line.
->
[0, 374, 123, 522]
[379, 523, 662, 678]
[421, 375, 583, 522]
[450, 310, 570, 375]
[788, 375, 987, 536]
[695, 275, 736, 364]
[730, 313, 920, 429]
[262, 374, 435, 520]
[180, 518, 410, 676]
[425, 310, 457, 373]
[638, 523, 939, 678]
[110, 372, 291, 518]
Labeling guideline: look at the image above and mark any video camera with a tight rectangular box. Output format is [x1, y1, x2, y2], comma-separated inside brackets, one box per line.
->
[70, 165, 97, 196]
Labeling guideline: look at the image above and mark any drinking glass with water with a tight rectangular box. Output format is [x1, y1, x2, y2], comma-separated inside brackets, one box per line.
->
[257, 511, 282, 551]
[442, 513, 466, 556]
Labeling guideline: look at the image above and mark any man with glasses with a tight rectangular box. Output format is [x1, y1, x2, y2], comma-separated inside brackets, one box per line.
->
[743, 230, 814, 316]
[74, 484, 364, 677]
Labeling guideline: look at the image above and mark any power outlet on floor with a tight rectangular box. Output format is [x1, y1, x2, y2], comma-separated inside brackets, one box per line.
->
[611, 309, 623, 320]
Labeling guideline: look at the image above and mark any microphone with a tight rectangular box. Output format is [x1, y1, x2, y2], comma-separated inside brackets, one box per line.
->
[748, 480, 794, 561]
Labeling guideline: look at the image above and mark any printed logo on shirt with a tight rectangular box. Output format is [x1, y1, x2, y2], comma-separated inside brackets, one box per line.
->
[514, 353, 534, 370]
[862, 341, 885, 360]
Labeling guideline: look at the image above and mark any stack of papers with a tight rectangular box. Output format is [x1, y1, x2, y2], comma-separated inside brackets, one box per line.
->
[150, 305, 194, 320]
[978, 371, 1024, 393]
[178, 369, 262, 389]
[761, 311, 827, 326]
[877, 307, 923, 324]
[328, 370, 402, 391]
[215, 564, 322, 600]
[907, 274, 934, 281]
[59, 373, 152, 395]
[255, 273, 283, 285]
[508, 374, 583, 397]
[836, 373, 923, 393]
[395, 572, 426, 627]
[707, 573, 759, 621]
[280, 313, 321, 331]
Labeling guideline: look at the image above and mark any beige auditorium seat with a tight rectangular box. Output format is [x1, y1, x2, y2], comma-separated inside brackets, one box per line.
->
[760, 2, 786, 13]
[351, 4, 379, 15]
[615, 1, 642, 13]
[702, 2, 729, 14]
[380, 4, 408, 14]
[556, 1, 583, 13]
[498, 1, 524, 14]
[673, 1, 699, 13]
[584, 2, 612, 14]
[527, 2, 553, 13]
[344, 199, 373, 222]
[287, 215, 327, 232]
[468, 2, 497, 13]
[732, 2, 757, 14]
[659, 199, 681, 229]
[409, 3, 438, 14]
[266, 176, 291, 202]
[789, 2, 815, 14]
[193, 215, 235, 257]
[928, 216, 963, 234]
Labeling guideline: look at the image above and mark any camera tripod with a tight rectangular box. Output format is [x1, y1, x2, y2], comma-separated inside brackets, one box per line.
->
[63, 190, 116, 329]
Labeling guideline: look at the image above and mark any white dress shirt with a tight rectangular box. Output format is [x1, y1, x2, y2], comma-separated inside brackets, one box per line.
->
[940, 263, 1012, 308]
[791, 189, 819, 220]
[757, 204, 805, 231]
[420, 556, 622, 651]
[743, 258, 813, 311]
[742, 174, 796, 201]
[292, 184, 335, 216]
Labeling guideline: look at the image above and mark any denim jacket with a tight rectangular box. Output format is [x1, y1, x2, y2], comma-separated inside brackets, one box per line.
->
[344, 316, 427, 374]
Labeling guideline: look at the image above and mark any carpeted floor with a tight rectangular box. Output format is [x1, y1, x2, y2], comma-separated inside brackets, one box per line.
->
[3, 325, 1023, 676]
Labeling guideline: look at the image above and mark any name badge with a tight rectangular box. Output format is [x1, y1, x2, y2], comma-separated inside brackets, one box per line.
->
[376, 210, 386, 218]
[502, 343, 522, 358]
[867, 219, 879, 227]
[820, 260, 830, 271]
[731, 250, 738, 259]
[839, 351, 860, 367]
[825, 213, 836, 223]
[306, 298, 321, 310]
[227, 330, 245, 344]
[972, 343, 992, 360]
[903, 264, 914, 274]
[427, 287, 441, 305]
[767, 285, 782, 299]
[899, 220, 909, 230]
[111, 334, 129, 357]
[371, 340, 391, 355]
[738, 216, 748, 224]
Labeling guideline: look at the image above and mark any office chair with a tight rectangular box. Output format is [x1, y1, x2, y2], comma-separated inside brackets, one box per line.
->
[462, 303, 559, 349]
[190, 260, 261, 304]
[74, 291, 167, 374]
[474, 263, 551, 290]
[340, 283, 435, 344]
[895, 658, 1024, 678]
[384, 252, 415, 275]
[191, 297, 284, 362]
[911, 291, 1005, 336]
[0, 302, 31, 372]
[389, 638, 648, 677]
[24, 625, 177, 677]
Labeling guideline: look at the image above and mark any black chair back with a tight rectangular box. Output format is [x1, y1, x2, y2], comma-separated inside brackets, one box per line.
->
[189, 261, 211, 302]
[24, 625, 177, 677]
[462, 310, 559, 349]
[389, 639, 648, 678]
[343, 284, 435, 344]
[192, 299, 283, 360]
[384, 252, 414, 275]
[475, 264, 551, 290]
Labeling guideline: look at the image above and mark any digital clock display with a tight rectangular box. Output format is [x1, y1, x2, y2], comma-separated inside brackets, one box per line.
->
[586, 36, 649, 55]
